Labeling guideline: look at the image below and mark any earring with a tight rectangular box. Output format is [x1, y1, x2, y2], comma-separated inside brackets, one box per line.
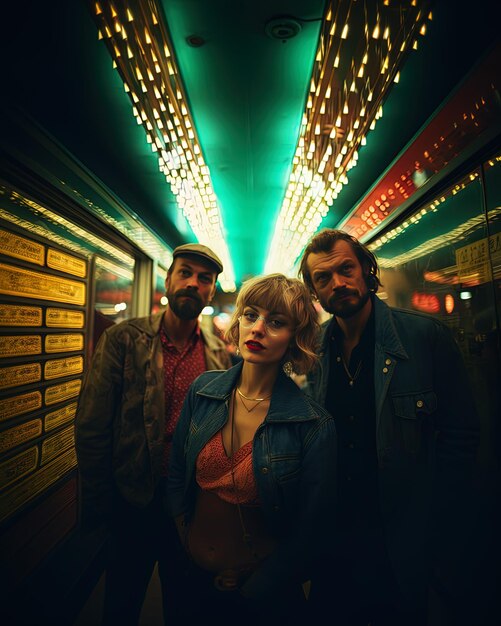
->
[236, 347, 240, 356]
[283, 361, 293, 377]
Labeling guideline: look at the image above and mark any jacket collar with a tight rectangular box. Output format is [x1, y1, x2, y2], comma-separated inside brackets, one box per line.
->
[128, 311, 222, 353]
[319, 294, 408, 360]
[128, 312, 164, 337]
[373, 295, 408, 359]
[196, 361, 320, 422]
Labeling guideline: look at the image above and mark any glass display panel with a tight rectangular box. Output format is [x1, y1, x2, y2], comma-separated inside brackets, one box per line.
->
[152, 263, 167, 315]
[94, 256, 135, 326]
[369, 165, 499, 470]
[482, 153, 501, 466]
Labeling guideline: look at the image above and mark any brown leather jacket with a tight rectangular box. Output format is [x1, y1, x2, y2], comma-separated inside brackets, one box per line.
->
[75, 311, 231, 530]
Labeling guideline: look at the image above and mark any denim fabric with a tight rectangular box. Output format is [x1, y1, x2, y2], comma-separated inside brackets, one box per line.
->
[307, 295, 479, 606]
[167, 363, 337, 602]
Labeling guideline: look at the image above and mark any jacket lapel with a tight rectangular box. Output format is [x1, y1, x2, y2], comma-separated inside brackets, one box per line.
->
[373, 297, 409, 427]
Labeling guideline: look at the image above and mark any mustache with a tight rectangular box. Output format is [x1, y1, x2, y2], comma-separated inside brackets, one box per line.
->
[174, 289, 203, 303]
[331, 287, 356, 299]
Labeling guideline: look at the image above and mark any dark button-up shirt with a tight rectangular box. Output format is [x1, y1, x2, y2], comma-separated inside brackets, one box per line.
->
[325, 308, 381, 535]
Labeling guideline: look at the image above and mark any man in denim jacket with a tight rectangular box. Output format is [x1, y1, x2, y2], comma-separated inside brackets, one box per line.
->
[299, 229, 479, 625]
[75, 243, 231, 625]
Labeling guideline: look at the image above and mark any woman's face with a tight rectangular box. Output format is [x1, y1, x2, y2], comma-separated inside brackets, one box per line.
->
[238, 304, 294, 367]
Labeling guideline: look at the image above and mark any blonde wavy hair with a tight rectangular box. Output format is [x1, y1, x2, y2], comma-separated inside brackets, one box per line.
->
[225, 273, 319, 375]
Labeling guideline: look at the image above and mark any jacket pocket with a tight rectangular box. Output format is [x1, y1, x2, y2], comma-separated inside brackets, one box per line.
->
[391, 391, 437, 455]
[269, 454, 302, 514]
[271, 453, 302, 481]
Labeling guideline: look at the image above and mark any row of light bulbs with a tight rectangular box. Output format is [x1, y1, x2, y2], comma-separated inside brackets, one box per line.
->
[92, 1, 236, 291]
[370, 173, 485, 268]
[92, 1, 433, 287]
[266, 0, 432, 276]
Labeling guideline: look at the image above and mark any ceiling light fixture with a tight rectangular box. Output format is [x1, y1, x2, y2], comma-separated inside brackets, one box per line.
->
[90, 1, 236, 292]
[265, 0, 432, 277]
[186, 34, 205, 47]
[265, 16, 302, 42]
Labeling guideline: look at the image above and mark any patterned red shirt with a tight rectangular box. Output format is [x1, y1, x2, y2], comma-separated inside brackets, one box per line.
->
[196, 431, 259, 505]
[160, 323, 206, 475]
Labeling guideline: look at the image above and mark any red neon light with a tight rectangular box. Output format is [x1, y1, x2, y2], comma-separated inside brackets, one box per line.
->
[411, 292, 440, 314]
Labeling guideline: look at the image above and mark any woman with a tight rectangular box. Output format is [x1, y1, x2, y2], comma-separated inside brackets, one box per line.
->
[167, 274, 337, 624]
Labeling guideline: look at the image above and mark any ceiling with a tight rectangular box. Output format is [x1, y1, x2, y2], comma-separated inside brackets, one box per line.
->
[1, 0, 499, 291]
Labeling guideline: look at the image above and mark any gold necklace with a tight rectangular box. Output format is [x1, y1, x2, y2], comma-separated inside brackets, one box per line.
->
[340, 355, 363, 387]
[236, 387, 271, 402]
[229, 390, 259, 559]
[236, 387, 271, 413]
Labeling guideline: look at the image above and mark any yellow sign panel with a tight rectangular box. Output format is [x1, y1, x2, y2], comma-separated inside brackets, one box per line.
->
[455, 233, 501, 285]
[0, 228, 44, 265]
[0, 446, 39, 491]
[0, 335, 42, 358]
[0, 391, 42, 423]
[46, 308, 84, 328]
[0, 263, 86, 305]
[47, 249, 87, 278]
[0, 419, 43, 453]
[0, 304, 42, 327]
[44, 334, 84, 354]
[41, 425, 75, 465]
[44, 379, 82, 405]
[0, 362, 41, 390]
[44, 402, 77, 431]
[0, 447, 77, 523]
[44, 356, 83, 380]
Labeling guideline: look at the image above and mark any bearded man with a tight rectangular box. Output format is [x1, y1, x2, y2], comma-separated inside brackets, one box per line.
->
[76, 243, 231, 626]
[299, 229, 480, 626]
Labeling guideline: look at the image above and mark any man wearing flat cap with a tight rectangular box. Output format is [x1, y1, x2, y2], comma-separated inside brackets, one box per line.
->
[76, 243, 231, 625]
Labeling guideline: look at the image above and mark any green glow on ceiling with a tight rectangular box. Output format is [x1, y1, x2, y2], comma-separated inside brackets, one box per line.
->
[161, 0, 325, 284]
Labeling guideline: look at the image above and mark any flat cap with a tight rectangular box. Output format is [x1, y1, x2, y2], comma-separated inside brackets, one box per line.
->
[172, 243, 223, 274]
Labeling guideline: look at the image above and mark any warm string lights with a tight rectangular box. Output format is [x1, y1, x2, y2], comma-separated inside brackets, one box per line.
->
[368, 171, 501, 271]
[340, 60, 500, 241]
[57, 180, 173, 269]
[368, 154, 501, 260]
[90, 1, 236, 292]
[1, 190, 136, 268]
[265, 0, 432, 276]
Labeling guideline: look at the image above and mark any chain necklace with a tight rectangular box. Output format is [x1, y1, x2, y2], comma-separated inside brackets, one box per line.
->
[339, 355, 363, 387]
[236, 387, 271, 413]
[230, 390, 259, 560]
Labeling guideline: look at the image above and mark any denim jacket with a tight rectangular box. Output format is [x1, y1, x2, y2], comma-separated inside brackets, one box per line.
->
[75, 311, 232, 530]
[167, 362, 337, 601]
[309, 295, 479, 602]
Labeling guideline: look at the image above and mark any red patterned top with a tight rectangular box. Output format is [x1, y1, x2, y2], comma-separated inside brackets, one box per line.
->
[196, 431, 259, 505]
[160, 323, 206, 475]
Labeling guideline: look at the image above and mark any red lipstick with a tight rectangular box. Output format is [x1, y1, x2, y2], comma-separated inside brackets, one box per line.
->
[245, 341, 264, 352]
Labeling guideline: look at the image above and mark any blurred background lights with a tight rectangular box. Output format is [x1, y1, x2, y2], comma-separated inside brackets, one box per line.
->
[445, 294, 455, 313]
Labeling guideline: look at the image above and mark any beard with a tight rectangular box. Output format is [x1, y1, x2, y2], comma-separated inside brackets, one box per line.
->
[323, 287, 370, 319]
[167, 288, 204, 320]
